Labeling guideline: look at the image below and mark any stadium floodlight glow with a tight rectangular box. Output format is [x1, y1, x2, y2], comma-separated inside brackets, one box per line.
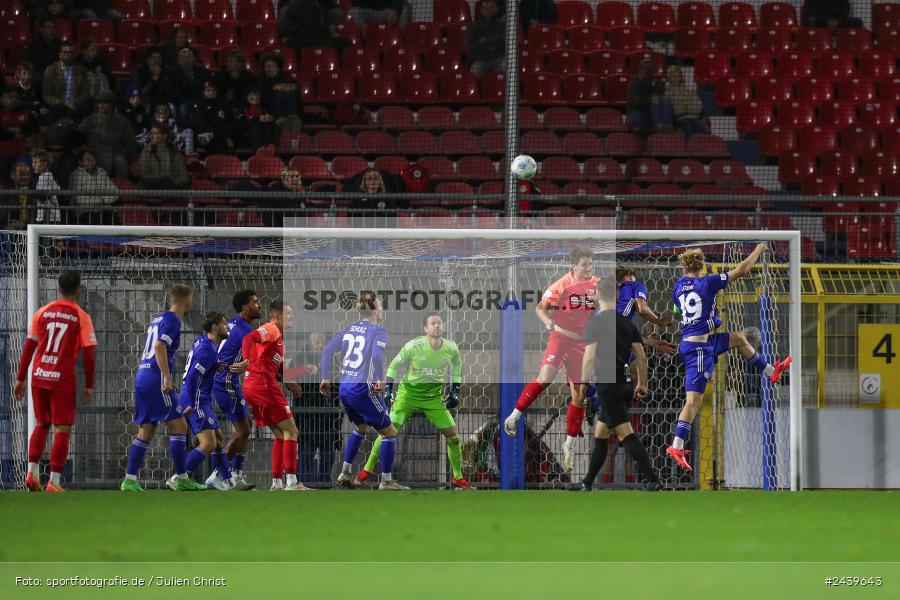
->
[16, 225, 802, 492]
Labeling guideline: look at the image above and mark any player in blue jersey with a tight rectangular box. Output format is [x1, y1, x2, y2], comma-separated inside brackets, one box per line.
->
[178, 312, 253, 491]
[121, 284, 206, 491]
[320, 292, 407, 491]
[666, 245, 792, 471]
[206, 289, 261, 490]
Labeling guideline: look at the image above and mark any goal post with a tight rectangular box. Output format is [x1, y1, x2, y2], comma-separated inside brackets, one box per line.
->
[15, 224, 802, 491]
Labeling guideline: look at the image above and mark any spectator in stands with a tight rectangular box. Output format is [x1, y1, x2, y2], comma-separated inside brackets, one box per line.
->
[238, 89, 277, 151]
[160, 26, 193, 70]
[29, 0, 73, 21]
[349, 167, 396, 213]
[349, 0, 411, 28]
[0, 89, 32, 139]
[31, 150, 63, 224]
[14, 63, 43, 112]
[122, 85, 149, 143]
[140, 101, 193, 155]
[77, 38, 113, 101]
[78, 91, 134, 179]
[626, 58, 668, 134]
[138, 125, 189, 190]
[131, 47, 172, 102]
[260, 166, 305, 227]
[25, 18, 62, 83]
[215, 50, 259, 113]
[169, 47, 210, 128]
[279, 0, 353, 50]
[6, 161, 33, 229]
[72, 0, 123, 21]
[70, 148, 118, 225]
[520, 0, 557, 32]
[802, 0, 863, 30]
[42, 42, 90, 118]
[296, 331, 339, 485]
[663, 66, 707, 140]
[260, 54, 299, 119]
[190, 81, 235, 156]
[50, 129, 85, 189]
[466, 0, 507, 79]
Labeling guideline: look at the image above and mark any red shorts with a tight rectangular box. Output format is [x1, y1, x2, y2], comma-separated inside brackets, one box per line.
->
[243, 380, 292, 427]
[540, 330, 585, 385]
[32, 385, 76, 426]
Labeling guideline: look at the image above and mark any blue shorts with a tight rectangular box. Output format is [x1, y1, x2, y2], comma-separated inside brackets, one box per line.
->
[680, 332, 731, 394]
[186, 403, 220, 434]
[339, 383, 392, 430]
[212, 379, 249, 422]
[133, 384, 181, 425]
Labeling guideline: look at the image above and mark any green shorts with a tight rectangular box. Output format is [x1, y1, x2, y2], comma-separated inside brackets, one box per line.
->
[390, 385, 456, 431]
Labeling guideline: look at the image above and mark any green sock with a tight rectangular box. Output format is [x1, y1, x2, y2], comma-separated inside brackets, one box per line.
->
[447, 435, 462, 479]
[363, 435, 382, 473]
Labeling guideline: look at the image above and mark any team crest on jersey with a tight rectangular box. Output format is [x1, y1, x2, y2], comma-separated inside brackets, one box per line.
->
[546, 354, 556, 362]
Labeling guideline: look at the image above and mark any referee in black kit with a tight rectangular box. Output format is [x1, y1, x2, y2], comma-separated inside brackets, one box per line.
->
[573, 276, 662, 491]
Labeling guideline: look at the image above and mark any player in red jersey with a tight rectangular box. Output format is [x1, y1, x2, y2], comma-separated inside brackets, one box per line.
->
[14, 272, 97, 492]
[503, 246, 599, 472]
[241, 299, 312, 491]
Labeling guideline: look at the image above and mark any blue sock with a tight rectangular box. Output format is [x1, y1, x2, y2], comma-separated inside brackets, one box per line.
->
[213, 448, 233, 481]
[343, 428, 365, 465]
[169, 435, 187, 475]
[233, 453, 246, 471]
[673, 420, 692, 449]
[126, 438, 149, 477]
[748, 350, 768, 371]
[184, 448, 207, 474]
[380, 436, 396, 475]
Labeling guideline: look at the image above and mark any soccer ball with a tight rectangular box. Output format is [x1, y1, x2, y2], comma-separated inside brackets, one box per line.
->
[510, 155, 538, 180]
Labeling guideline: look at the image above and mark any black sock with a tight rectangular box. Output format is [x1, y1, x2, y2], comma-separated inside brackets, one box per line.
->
[583, 437, 609, 486]
[622, 433, 659, 484]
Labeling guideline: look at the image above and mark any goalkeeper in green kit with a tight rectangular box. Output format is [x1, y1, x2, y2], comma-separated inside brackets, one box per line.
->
[354, 313, 473, 490]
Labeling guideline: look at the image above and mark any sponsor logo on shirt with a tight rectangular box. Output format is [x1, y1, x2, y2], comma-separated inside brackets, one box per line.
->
[34, 367, 61, 380]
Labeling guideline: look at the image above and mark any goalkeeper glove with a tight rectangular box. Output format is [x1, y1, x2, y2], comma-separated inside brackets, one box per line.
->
[383, 382, 394, 409]
[444, 383, 460, 409]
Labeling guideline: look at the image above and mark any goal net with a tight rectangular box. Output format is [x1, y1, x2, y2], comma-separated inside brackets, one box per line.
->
[1, 223, 802, 491]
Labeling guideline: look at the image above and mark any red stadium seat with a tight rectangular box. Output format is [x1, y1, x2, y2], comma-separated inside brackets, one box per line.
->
[547, 49, 585, 75]
[205, 155, 244, 179]
[382, 47, 422, 74]
[242, 21, 279, 51]
[757, 27, 793, 52]
[820, 150, 858, 181]
[236, 0, 276, 22]
[315, 131, 356, 154]
[625, 157, 666, 183]
[330, 156, 369, 179]
[861, 150, 900, 179]
[718, 3, 757, 30]
[563, 73, 604, 103]
[542, 156, 583, 180]
[873, 3, 900, 32]
[301, 47, 340, 75]
[840, 125, 880, 153]
[77, 19, 116, 44]
[441, 72, 482, 102]
[736, 51, 774, 78]
[404, 22, 443, 50]
[316, 72, 356, 102]
[667, 159, 710, 184]
[709, 159, 752, 187]
[624, 209, 667, 229]
[758, 126, 797, 156]
[596, 2, 635, 29]
[333, 22, 362, 46]
[568, 25, 606, 52]
[117, 19, 155, 47]
[294, 74, 315, 102]
[647, 132, 688, 157]
[528, 24, 566, 51]
[425, 47, 464, 75]
[439, 131, 480, 156]
[776, 100, 816, 129]
[522, 130, 564, 155]
[564, 181, 603, 196]
[586, 50, 627, 76]
[677, 2, 717, 30]
[799, 124, 838, 153]
[637, 2, 677, 33]
[860, 51, 897, 79]
[397, 131, 440, 155]
[194, 0, 233, 21]
[605, 27, 646, 51]
[158, 22, 197, 44]
[713, 213, 755, 229]
[715, 76, 752, 108]
[522, 73, 564, 104]
[373, 156, 409, 174]
[795, 76, 835, 105]
[675, 28, 713, 57]
[360, 73, 400, 104]
[585, 107, 627, 131]
[884, 174, 900, 194]
[880, 78, 900, 104]
[602, 74, 632, 105]
[646, 183, 684, 195]
[778, 151, 816, 184]
[819, 101, 858, 128]
[776, 51, 814, 78]
[686, 133, 730, 158]
[247, 156, 284, 179]
[796, 27, 832, 52]
[433, 0, 471, 25]
[457, 156, 498, 180]
[479, 130, 506, 154]
[155, 0, 193, 20]
[557, 0, 594, 26]
[517, 107, 542, 130]
[842, 176, 882, 196]
[759, 2, 798, 29]
[583, 157, 624, 182]
[113, 0, 150, 19]
[364, 23, 402, 50]
[835, 27, 873, 54]
[277, 132, 314, 155]
[605, 132, 643, 156]
[343, 47, 380, 75]
[543, 107, 584, 130]
[377, 106, 416, 130]
[458, 106, 498, 130]
[714, 27, 753, 54]
[801, 174, 840, 196]
[518, 49, 545, 74]
[859, 102, 898, 130]
[669, 211, 710, 229]
[838, 77, 877, 105]
[755, 77, 794, 102]
[817, 51, 856, 79]
[100, 44, 133, 76]
[418, 106, 457, 130]
[626, 50, 666, 76]
[435, 182, 474, 195]
[198, 21, 237, 49]
[693, 51, 731, 85]
[356, 130, 398, 155]
[690, 184, 728, 196]
[882, 126, 900, 153]
[876, 28, 900, 52]
[562, 132, 605, 156]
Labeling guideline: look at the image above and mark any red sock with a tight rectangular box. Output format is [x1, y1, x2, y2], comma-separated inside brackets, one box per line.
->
[515, 380, 547, 411]
[566, 404, 586, 437]
[28, 425, 50, 463]
[49, 431, 70, 474]
[271, 438, 284, 479]
[282, 439, 298, 477]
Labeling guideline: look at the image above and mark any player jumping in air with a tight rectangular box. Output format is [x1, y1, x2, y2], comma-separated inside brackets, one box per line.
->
[576, 277, 662, 491]
[206, 289, 261, 490]
[667, 245, 792, 472]
[122, 284, 206, 491]
[357, 313, 472, 490]
[242, 300, 311, 491]
[178, 312, 253, 491]
[616, 265, 677, 353]
[503, 246, 598, 472]
[320, 292, 406, 491]
[15, 271, 97, 492]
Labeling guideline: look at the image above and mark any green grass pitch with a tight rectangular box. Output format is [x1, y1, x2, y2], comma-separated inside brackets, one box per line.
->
[2, 490, 898, 599]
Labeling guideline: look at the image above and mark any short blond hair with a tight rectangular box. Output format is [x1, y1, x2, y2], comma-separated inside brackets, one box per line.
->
[678, 248, 705, 274]
[170, 284, 193, 304]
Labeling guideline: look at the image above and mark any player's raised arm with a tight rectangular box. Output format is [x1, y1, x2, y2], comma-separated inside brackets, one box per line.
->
[727, 243, 768, 281]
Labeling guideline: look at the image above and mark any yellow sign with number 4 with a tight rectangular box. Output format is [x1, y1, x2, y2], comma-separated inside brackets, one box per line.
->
[858, 324, 900, 408]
